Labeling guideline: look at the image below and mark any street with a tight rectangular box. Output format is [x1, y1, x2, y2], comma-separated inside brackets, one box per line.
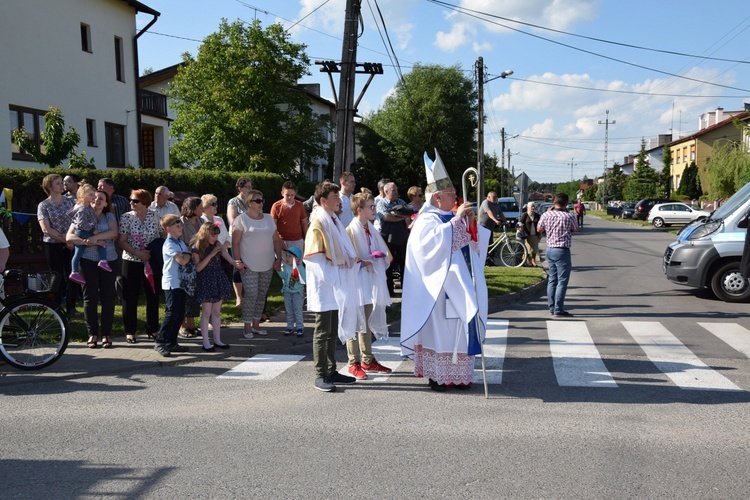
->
[2, 215, 750, 499]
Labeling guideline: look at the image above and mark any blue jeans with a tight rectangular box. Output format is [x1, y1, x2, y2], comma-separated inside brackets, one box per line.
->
[546, 247, 572, 314]
[284, 291, 304, 330]
[72, 229, 107, 273]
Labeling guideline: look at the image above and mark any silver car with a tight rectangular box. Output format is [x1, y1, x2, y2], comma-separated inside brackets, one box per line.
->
[648, 202, 711, 228]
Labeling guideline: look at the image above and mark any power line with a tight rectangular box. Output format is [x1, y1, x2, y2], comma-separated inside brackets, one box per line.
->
[424, 0, 750, 93]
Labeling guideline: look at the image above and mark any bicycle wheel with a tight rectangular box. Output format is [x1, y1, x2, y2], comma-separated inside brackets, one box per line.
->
[0, 297, 69, 370]
[499, 240, 527, 268]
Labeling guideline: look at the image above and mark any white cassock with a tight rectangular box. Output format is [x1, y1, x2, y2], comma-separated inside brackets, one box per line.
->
[399, 204, 489, 385]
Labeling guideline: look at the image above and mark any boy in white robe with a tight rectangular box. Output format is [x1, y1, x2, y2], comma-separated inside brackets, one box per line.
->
[400, 150, 489, 391]
[345, 192, 393, 380]
[303, 182, 360, 393]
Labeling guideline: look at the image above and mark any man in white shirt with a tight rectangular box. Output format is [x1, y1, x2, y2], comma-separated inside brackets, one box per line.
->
[151, 186, 180, 219]
[338, 171, 356, 227]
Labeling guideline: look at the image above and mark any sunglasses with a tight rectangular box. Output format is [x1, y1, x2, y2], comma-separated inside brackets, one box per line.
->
[250, 199, 264, 204]
[208, 202, 217, 207]
[129, 199, 140, 204]
[169, 220, 183, 227]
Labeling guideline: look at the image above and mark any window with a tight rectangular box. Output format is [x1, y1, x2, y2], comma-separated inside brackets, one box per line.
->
[114, 36, 124, 82]
[9, 105, 46, 161]
[81, 23, 91, 52]
[105, 122, 125, 167]
[86, 119, 97, 147]
[690, 145, 696, 161]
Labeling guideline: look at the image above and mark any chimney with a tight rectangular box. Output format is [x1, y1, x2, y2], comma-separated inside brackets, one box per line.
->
[716, 107, 724, 124]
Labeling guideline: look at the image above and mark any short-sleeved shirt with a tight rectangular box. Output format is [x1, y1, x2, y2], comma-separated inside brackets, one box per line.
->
[180, 216, 203, 247]
[110, 194, 130, 224]
[227, 196, 246, 219]
[81, 212, 117, 262]
[119, 210, 160, 262]
[202, 214, 231, 246]
[478, 199, 504, 230]
[338, 192, 354, 227]
[150, 200, 180, 220]
[270, 200, 307, 241]
[232, 212, 277, 272]
[538, 209, 578, 248]
[162, 236, 189, 290]
[37, 197, 75, 243]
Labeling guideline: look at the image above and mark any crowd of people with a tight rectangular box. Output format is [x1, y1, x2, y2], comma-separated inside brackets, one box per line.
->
[30, 162, 571, 393]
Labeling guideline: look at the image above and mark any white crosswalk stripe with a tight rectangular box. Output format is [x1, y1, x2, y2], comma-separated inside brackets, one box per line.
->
[621, 321, 742, 392]
[473, 319, 508, 385]
[218, 354, 305, 380]
[217, 321, 750, 392]
[698, 322, 750, 359]
[547, 320, 617, 388]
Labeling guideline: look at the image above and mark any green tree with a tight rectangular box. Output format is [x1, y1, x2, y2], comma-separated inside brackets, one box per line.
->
[623, 139, 658, 201]
[11, 106, 81, 168]
[362, 64, 477, 188]
[706, 141, 750, 198]
[168, 19, 327, 175]
[677, 161, 702, 199]
[597, 163, 628, 202]
[583, 183, 597, 201]
[658, 145, 672, 198]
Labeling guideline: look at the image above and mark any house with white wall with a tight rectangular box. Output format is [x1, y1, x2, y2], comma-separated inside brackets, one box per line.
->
[0, 0, 170, 170]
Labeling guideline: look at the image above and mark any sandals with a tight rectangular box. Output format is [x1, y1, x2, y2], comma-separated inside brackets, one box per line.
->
[87, 336, 98, 348]
[179, 327, 197, 338]
[126, 335, 138, 344]
[101, 336, 113, 349]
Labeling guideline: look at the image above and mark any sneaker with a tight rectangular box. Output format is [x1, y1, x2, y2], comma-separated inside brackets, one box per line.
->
[68, 272, 85, 285]
[284, 329, 293, 336]
[296, 329, 304, 337]
[98, 260, 112, 272]
[361, 359, 392, 374]
[243, 331, 254, 339]
[330, 371, 356, 385]
[251, 328, 268, 336]
[154, 345, 171, 357]
[314, 376, 336, 392]
[553, 311, 573, 317]
[169, 343, 189, 353]
[347, 363, 368, 380]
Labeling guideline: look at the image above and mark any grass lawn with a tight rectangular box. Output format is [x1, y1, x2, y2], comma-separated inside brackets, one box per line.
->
[68, 267, 544, 341]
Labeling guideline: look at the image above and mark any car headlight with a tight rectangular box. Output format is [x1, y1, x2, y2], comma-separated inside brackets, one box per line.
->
[686, 221, 722, 240]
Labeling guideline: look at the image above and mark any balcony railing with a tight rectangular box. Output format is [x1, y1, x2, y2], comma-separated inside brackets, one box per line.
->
[140, 89, 168, 118]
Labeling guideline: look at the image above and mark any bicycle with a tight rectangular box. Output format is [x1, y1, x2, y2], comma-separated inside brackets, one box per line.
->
[485, 228, 528, 268]
[0, 269, 70, 370]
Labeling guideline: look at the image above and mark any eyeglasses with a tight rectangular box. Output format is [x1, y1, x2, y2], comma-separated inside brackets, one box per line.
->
[250, 199, 264, 204]
[365, 205, 376, 210]
[169, 219, 182, 227]
[208, 202, 217, 207]
[129, 199, 140, 204]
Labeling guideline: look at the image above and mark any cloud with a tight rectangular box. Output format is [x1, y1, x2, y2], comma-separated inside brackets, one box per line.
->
[432, 0, 601, 51]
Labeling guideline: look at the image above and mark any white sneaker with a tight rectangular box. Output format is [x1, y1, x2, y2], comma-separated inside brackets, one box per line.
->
[243, 331, 254, 339]
[251, 328, 268, 336]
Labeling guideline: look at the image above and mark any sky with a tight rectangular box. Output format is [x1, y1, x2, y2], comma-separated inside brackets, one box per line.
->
[136, 0, 750, 184]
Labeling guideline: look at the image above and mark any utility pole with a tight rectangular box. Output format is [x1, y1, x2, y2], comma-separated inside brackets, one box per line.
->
[333, 0, 361, 181]
[500, 127, 506, 198]
[569, 157, 577, 199]
[598, 110, 615, 202]
[476, 57, 485, 202]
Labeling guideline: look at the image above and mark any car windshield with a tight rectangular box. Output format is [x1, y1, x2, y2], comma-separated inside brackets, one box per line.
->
[710, 181, 750, 221]
[498, 201, 519, 212]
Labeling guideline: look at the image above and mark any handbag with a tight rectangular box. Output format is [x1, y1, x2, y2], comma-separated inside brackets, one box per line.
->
[178, 257, 197, 296]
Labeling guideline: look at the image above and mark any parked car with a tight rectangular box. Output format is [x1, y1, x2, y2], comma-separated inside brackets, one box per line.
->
[632, 198, 674, 220]
[606, 202, 635, 219]
[664, 181, 750, 302]
[648, 203, 712, 228]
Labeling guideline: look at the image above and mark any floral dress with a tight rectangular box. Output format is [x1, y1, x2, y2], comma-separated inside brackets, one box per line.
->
[193, 244, 232, 304]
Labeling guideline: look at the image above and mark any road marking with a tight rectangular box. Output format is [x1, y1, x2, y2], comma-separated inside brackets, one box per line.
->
[218, 354, 305, 380]
[473, 319, 508, 385]
[547, 320, 617, 388]
[698, 323, 750, 359]
[622, 321, 742, 392]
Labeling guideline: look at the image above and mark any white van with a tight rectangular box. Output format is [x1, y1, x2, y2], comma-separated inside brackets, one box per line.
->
[663, 181, 750, 302]
[497, 196, 520, 229]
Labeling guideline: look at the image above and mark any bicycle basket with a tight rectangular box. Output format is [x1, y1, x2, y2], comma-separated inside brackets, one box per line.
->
[23, 272, 62, 294]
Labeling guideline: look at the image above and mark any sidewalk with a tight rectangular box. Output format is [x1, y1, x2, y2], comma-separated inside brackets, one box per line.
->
[0, 280, 546, 387]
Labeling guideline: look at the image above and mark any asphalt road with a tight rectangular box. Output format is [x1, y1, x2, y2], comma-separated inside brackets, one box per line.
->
[3, 215, 750, 499]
